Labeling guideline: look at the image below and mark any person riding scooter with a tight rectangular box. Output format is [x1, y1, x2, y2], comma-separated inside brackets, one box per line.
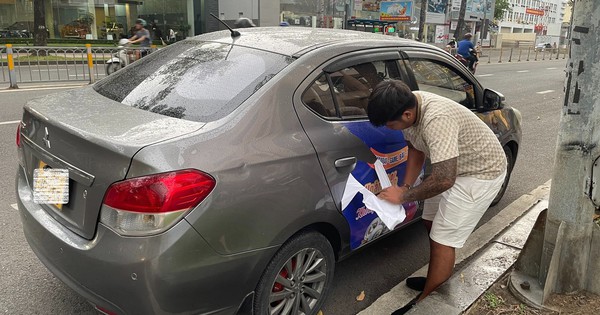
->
[457, 33, 478, 72]
[128, 18, 152, 58]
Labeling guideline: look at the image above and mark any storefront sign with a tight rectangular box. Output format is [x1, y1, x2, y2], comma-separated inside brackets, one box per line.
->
[355, 0, 363, 11]
[435, 24, 449, 43]
[526, 8, 545, 16]
[380, 1, 413, 21]
[427, 0, 448, 24]
[451, 0, 462, 11]
[362, 0, 382, 12]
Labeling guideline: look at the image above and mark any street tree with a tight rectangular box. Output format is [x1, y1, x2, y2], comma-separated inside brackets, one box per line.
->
[510, 0, 600, 306]
[494, 0, 512, 20]
[33, 0, 48, 47]
[418, 0, 427, 41]
[453, 0, 468, 39]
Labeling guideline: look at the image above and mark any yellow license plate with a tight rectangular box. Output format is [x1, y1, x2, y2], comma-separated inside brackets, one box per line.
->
[33, 161, 69, 208]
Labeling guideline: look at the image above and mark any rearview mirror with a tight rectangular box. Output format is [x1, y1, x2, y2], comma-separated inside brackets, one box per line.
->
[482, 89, 505, 111]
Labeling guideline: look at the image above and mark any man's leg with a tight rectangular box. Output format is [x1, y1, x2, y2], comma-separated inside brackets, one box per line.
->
[467, 55, 476, 70]
[417, 239, 455, 302]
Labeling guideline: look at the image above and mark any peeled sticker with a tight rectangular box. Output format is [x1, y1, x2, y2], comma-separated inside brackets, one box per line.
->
[341, 163, 406, 230]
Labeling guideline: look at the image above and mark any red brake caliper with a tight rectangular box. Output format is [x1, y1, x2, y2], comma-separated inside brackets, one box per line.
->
[272, 258, 296, 293]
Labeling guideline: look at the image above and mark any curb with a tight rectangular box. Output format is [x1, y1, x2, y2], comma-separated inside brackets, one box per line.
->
[358, 180, 551, 315]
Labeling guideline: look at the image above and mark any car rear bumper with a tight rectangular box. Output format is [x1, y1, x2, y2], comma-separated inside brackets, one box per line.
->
[16, 167, 274, 315]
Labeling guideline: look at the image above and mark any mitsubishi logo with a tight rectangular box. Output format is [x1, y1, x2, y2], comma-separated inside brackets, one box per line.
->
[43, 127, 51, 149]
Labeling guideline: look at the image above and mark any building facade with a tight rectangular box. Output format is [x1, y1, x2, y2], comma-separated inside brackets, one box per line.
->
[0, 0, 280, 41]
[497, 0, 569, 45]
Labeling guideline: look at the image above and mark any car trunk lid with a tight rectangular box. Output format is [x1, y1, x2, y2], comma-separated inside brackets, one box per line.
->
[19, 87, 204, 239]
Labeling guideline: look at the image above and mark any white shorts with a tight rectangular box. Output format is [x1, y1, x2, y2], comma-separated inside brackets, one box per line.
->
[422, 172, 506, 248]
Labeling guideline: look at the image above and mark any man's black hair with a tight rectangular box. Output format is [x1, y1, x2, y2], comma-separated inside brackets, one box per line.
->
[367, 80, 416, 127]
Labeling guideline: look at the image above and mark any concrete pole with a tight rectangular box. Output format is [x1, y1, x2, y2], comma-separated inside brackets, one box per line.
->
[539, 0, 600, 297]
[509, 1, 600, 306]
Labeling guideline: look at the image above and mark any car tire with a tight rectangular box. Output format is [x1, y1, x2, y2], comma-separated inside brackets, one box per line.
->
[490, 146, 515, 207]
[253, 231, 335, 315]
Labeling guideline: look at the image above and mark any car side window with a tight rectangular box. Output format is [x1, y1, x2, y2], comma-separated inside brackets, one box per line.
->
[301, 74, 339, 119]
[409, 58, 476, 109]
[330, 60, 402, 119]
[302, 60, 403, 120]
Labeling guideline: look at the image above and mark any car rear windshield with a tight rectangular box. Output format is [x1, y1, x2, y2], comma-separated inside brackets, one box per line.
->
[94, 40, 292, 122]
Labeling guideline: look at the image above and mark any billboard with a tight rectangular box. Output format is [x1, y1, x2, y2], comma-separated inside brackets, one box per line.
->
[380, 1, 413, 21]
[427, 0, 448, 24]
[526, 8, 545, 16]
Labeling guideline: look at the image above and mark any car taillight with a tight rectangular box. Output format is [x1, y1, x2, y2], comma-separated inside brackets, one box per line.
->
[16, 123, 21, 148]
[100, 169, 215, 236]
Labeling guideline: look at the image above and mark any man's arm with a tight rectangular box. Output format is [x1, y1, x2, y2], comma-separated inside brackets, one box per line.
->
[403, 142, 426, 187]
[378, 157, 457, 204]
[403, 157, 457, 202]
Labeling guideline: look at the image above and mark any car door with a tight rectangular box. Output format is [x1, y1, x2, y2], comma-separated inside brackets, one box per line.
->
[293, 50, 422, 250]
[402, 49, 514, 145]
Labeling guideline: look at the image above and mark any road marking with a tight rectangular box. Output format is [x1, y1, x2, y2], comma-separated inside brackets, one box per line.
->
[517, 70, 530, 73]
[0, 120, 20, 126]
[547, 67, 558, 70]
[537, 90, 555, 94]
[10, 204, 18, 210]
[477, 74, 494, 77]
[0, 85, 83, 93]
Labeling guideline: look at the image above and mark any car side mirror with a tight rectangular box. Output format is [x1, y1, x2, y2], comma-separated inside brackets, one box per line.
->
[482, 89, 505, 111]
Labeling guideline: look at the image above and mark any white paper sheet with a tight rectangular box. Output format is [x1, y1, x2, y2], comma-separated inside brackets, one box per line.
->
[374, 160, 391, 188]
[341, 172, 406, 230]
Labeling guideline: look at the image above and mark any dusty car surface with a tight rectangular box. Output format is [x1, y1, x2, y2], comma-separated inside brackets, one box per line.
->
[16, 27, 521, 315]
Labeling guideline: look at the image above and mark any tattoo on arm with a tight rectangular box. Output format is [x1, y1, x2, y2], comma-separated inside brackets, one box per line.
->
[403, 157, 458, 203]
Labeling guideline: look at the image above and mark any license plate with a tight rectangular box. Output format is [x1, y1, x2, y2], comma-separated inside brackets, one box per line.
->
[33, 162, 69, 205]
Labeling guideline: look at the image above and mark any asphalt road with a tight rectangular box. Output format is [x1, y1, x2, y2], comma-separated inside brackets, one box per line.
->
[0, 59, 566, 314]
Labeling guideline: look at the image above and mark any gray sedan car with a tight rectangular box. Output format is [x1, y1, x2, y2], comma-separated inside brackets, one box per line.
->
[16, 27, 521, 315]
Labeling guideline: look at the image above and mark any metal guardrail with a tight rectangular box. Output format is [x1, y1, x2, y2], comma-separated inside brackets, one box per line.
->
[1, 44, 155, 88]
[446, 46, 569, 64]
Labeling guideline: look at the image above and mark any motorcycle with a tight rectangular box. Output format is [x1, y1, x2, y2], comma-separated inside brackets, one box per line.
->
[454, 48, 478, 74]
[106, 39, 142, 75]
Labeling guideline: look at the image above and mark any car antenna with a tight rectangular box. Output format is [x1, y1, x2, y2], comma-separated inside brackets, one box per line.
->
[209, 13, 241, 38]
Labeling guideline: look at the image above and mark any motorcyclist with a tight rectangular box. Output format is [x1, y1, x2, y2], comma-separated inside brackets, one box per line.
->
[457, 33, 478, 71]
[128, 18, 152, 57]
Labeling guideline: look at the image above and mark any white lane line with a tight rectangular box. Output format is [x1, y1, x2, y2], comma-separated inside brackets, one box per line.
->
[547, 67, 558, 70]
[537, 90, 555, 94]
[477, 74, 494, 77]
[10, 204, 18, 210]
[0, 85, 83, 93]
[517, 70, 530, 73]
[0, 120, 20, 126]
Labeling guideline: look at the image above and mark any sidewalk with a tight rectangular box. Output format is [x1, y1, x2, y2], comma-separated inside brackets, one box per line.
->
[359, 181, 552, 315]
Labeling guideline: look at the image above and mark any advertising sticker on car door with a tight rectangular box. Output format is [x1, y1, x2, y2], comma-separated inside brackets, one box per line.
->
[341, 121, 420, 249]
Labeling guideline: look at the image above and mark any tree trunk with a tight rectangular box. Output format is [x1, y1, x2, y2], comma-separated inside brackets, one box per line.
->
[33, 0, 48, 50]
[418, 0, 428, 42]
[454, 0, 468, 39]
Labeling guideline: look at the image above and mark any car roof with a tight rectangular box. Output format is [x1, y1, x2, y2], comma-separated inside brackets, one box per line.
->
[188, 27, 433, 57]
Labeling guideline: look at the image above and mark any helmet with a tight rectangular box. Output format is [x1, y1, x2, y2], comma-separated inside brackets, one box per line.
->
[136, 18, 147, 27]
[118, 38, 129, 46]
[234, 17, 255, 28]
[464, 33, 473, 39]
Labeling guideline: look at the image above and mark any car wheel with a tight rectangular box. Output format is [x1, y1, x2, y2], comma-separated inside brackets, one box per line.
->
[106, 62, 121, 75]
[253, 231, 335, 315]
[490, 146, 515, 207]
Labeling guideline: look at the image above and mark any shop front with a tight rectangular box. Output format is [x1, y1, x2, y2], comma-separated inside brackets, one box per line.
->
[0, 0, 206, 42]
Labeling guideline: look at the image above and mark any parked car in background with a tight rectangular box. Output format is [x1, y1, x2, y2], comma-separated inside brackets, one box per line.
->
[17, 27, 521, 315]
[535, 42, 553, 51]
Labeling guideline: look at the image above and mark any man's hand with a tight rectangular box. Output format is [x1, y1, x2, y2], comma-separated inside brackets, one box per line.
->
[378, 185, 409, 205]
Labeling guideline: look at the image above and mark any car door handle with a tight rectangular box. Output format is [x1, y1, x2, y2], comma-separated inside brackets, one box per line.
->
[335, 157, 357, 169]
